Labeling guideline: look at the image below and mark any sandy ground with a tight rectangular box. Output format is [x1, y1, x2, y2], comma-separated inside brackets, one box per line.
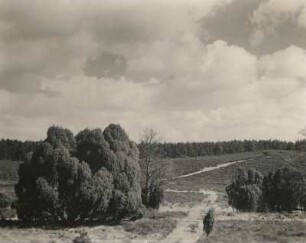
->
[159, 190, 218, 243]
[174, 157, 262, 179]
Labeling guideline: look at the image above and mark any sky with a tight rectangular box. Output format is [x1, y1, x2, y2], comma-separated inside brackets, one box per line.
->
[0, 0, 306, 142]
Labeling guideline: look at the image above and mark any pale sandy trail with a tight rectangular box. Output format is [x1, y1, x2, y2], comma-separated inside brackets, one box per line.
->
[158, 190, 217, 243]
[159, 157, 268, 243]
[174, 157, 266, 179]
[89, 156, 266, 243]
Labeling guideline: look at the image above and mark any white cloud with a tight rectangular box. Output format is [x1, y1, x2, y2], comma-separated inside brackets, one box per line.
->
[0, 0, 305, 142]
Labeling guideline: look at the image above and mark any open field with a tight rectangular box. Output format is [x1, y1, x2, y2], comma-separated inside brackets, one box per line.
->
[163, 151, 268, 178]
[0, 150, 306, 242]
[196, 219, 306, 243]
[0, 160, 20, 198]
[165, 150, 301, 192]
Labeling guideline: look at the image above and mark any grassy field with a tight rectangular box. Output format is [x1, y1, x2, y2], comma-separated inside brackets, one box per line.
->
[165, 150, 301, 192]
[0, 150, 305, 242]
[163, 151, 267, 178]
[163, 191, 207, 207]
[0, 160, 20, 197]
[196, 219, 306, 243]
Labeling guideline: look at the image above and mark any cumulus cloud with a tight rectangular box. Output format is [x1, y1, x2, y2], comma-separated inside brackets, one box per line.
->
[0, 0, 305, 142]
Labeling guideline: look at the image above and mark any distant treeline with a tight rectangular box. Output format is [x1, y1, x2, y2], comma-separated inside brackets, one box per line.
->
[1, 138, 306, 161]
[140, 139, 306, 158]
[0, 139, 39, 161]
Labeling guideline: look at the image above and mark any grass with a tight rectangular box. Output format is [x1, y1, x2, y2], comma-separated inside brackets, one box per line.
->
[196, 219, 306, 243]
[147, 210, 188, 219]
[165, 150, 301, 192]
[0, 160, 20, 198]
[123, 208, 188, 237]
[163, 191, 207, 207]
[163, 151, 268, 179]
[123, 218, 177, 237]
[0, 160, 20, 182]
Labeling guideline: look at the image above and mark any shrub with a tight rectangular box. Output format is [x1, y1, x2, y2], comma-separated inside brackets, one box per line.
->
[203, 208, 215, 239]
[123, 218, 176, 237]
[148, 185, 164, 209]
[0, 193, 12, 209]
[226, 168, 263, 212]
[72, 231, 92, 243]
[142, 183, 164, 209]
[262, 168, 305, 212]
[226, 167, 306, 213]
[15, 124, 142, 222]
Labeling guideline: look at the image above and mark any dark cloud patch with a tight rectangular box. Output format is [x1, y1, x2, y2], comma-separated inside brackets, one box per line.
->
[199, 0, 306, 56]
[199, 0, 261, 49]
[83, 52, 127, 79]
[0, 70, 59, 96]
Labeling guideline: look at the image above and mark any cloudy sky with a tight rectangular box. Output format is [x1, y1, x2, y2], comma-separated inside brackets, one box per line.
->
[0, 0, 306, 142]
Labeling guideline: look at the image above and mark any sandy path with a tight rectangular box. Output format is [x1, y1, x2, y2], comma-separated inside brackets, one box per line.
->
[174, 157, 266, 179]
[159, 190, 217, 243]
[160, 156, 267, 243]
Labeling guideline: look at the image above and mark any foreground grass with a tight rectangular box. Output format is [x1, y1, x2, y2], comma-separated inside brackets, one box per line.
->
[122, 209, 189, 238]
[123, 218, 177, 237]
[197, 219, 306, 243]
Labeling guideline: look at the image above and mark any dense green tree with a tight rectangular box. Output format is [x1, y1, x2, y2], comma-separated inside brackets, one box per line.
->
[262, 168, 305, 212]
[15, 124, 142, 222]
[46, 126, 76, 152]
[226, 168, 263, 212]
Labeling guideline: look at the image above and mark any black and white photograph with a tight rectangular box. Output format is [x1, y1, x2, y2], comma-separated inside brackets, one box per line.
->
[0, 0, 306, 242]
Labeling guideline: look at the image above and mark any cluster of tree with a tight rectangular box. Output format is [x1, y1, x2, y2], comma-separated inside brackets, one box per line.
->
[14, 125, 144, 223]
[0, 139, 39, 161]
[141, 139, 306, 158]
[226, 168, 306, 213]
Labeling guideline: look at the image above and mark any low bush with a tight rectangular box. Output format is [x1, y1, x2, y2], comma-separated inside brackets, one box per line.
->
[226, 167, 306, 213]
[72, 231, 92, 243]
[123, 218, 176, 237]
[0, 192, 12, 209]
[263, 168, 305, 212]
[226, 168, 263, 212]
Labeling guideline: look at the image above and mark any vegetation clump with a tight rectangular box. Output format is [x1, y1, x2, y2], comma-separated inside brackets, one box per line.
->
[203, 208, 215, 240]
[15, 124, 142, 223]
[226, 167, 306, 213]
[226, 168, 263, 212]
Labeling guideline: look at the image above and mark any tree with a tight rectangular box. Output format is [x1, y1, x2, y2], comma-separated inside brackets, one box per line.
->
[226, 168, 263, 212]
[262, 168, 305, 212]
[0, 193, 12, 209]
[203, 208, 215, 240]
[72, 231, 92, 243]
[15, 124, 142, 222]
[46, 126, 76, 152]
[138, 128, 164, 209]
